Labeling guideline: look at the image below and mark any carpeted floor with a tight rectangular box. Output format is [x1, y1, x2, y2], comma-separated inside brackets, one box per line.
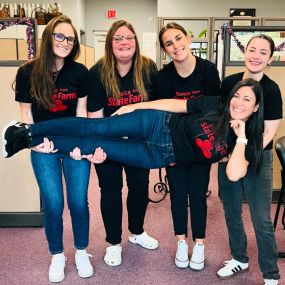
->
[0, 165, 284, 285]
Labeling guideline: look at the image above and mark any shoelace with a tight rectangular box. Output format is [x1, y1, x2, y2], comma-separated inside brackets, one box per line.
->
[223, 260, 231, 266]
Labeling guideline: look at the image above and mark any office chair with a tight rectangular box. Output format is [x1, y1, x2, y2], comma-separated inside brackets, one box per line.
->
[273, 136, 285, 258]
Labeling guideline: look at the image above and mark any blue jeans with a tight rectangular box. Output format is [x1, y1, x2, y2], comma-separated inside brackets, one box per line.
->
[30, 110, 175, 169]
[31, 151, 91, 254]
[218, 150, 280, 280]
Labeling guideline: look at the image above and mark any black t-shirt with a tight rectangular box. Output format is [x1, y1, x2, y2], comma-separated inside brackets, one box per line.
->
[155, 56, 221, 100]
[87, 59, 157, 117]
[220, 72, 283, 150]
[15, 61, 89, 122]
[154, 56, 222, 165]
[170, 96, 235, 165]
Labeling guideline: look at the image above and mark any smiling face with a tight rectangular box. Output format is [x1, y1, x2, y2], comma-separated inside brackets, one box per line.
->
[161, 28, 191, 62]
[112, 26, 136, 64]
[244, 37, 273, 75]
[230, 86, 259, 121]
[52, 22, 75, 59]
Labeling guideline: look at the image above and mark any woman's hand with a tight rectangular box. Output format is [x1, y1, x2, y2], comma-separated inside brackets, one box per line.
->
[70, 147, 107, 163]
[32, 138, 58, 153]
[112, 105, 137, 116]
[70, 147, 84, 160]
[84, 147, 107, 164]
[230, 120, 246, 139]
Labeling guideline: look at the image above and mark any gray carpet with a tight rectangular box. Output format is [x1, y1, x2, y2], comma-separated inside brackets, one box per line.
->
[0, 165, 284, 285]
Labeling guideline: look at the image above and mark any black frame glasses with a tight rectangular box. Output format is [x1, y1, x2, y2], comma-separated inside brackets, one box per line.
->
[52, 33, 77, 45]
[112, 34, 136, 43]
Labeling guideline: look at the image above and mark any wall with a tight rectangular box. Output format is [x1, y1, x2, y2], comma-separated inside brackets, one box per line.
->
[0, 66, 40, 213]
[157, 0, 285, 17]
[3, 0, 86, 42]
[6, 0, 285, 47]
[85, 0, 157, 48]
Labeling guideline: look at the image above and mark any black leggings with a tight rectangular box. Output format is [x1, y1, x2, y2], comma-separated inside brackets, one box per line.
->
[95, 159, 150, 245]
[167, 162, 211, 240]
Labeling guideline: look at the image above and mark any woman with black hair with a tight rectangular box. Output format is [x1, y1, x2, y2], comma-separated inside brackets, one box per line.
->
[4, 79, 263, 179]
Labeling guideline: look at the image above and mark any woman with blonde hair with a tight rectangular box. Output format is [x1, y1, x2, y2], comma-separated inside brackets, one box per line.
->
[87, 20, 158, 267]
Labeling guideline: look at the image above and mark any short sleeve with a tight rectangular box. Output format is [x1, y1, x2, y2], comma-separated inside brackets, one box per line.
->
[201, 62, 220, 97]
[15, 65, 32, 103]
[87, 64, 108, 112]
[263, 82, 283, 120]
[76, 64, 89, 98]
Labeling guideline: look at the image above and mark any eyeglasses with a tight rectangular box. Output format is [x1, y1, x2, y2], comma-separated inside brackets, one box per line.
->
[112, 34, 136, 43]
[52, 33, 77, 45]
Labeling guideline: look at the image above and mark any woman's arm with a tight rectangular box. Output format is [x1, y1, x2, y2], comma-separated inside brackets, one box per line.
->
[19, 102, 57, 153]
[226, 143, 249, 182]
[70, 96, 89, 159]
[226, 120, 249, 182]
[19, 102, 34, 124]
[113, 99, 187, 115]
[263, 119, 280, 149]
[76, 96, 88, 118]
[88, 108, 104, 118]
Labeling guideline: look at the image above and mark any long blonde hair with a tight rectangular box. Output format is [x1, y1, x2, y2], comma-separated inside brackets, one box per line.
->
[100, 20, 152, 101]
[29, 15, 80, 109]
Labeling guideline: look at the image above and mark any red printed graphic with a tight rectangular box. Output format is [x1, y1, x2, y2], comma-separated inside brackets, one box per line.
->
[50, 100, 68, 112]
[107, 91, 141, 106]
[195, 138, 213, 159]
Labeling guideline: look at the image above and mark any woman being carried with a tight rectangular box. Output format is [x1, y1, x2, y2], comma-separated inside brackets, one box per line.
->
[3, 78, 262, 183]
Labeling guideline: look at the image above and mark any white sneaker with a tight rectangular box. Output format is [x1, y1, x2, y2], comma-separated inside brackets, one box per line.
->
[128, 231, 159, 250]
[49, 253, 66, 283]
[75, 249, 94, 278]
[175, 240, 189, 268]
[104, 245, 122, 266]
[189, 242, 205, 270]
[217, 258, 249, 279]
[264, 279, 279, 285]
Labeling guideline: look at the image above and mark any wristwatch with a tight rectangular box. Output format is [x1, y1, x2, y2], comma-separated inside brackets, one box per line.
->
[236, 137, 248, 145]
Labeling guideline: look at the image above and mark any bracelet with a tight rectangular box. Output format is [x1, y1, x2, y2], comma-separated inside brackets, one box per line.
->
[236, 137, 248, 145]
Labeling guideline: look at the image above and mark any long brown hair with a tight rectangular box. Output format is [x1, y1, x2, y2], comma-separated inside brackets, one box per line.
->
[29, 15, 80, 109]
[100, 19, 151, 101]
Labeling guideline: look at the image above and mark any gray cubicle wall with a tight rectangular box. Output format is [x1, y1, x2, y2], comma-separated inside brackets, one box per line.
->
[0, 66, 43, 227]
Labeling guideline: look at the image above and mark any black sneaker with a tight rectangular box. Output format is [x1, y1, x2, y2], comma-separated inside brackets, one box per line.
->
[2, 120, 32, 158]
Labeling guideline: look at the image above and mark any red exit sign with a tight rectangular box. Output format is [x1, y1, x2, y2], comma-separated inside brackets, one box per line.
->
[106, 10, 117, 19]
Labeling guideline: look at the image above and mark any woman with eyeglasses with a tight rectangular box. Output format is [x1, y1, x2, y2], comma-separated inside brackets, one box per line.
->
[14, 15, 93, 282]
[86, 20, 158, 267]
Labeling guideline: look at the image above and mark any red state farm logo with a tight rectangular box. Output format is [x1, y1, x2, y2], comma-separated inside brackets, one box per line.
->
[50, 100, 68, 112]
[195, 138, 213, 159]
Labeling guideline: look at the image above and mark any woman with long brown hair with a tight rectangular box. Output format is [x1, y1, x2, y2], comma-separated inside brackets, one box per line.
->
[14, 15, 93, 282]
[87, 20, 158, 267]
